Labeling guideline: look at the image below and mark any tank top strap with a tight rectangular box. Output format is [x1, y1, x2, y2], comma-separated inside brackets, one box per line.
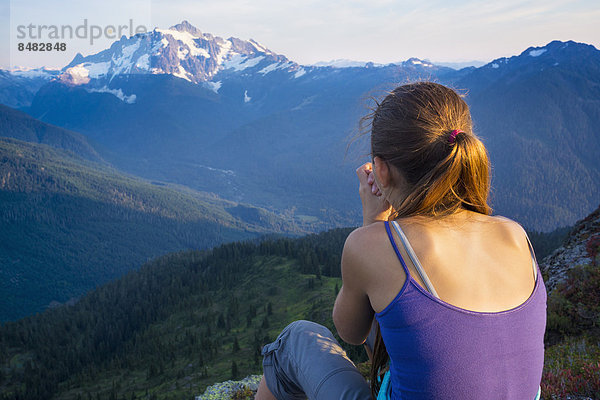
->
[389, 220, 440, 299]
[384, 221, 411, 277]
[523, 231, 539, 281]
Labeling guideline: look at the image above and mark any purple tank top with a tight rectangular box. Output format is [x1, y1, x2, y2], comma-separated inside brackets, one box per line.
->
[375, 221, 547, 399]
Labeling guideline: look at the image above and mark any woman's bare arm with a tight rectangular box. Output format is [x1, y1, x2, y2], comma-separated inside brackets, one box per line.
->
[332, 228, 375, 345]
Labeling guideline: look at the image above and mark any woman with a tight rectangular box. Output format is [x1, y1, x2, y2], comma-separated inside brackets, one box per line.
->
[255, 82, 546, 399]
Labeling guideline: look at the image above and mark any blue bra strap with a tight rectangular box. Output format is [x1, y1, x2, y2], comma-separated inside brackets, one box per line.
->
[384, 221, 411, 277]
[376, 370, 392, 400]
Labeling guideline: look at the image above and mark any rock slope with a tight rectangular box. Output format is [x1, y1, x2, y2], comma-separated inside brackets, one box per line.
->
[540, 204, 600, 293]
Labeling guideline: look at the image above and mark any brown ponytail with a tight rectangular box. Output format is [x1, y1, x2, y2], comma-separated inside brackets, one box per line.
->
[360, 82, 492, 398]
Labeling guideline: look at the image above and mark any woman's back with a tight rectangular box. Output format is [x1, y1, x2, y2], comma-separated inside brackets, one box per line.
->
[358, 210, 540, 314]
[349, 211, 546, 399]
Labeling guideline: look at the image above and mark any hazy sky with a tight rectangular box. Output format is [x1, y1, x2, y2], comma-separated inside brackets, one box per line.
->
[2, 0, 599, 69]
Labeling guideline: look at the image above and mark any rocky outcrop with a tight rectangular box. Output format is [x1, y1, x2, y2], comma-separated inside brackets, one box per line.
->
[540, 205, 600, 293]
[195, 375, 261, 400]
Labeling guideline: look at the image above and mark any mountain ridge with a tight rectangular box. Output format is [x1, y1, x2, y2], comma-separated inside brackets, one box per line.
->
[0, 137, 308, 321]
[0, 103, 103, 162]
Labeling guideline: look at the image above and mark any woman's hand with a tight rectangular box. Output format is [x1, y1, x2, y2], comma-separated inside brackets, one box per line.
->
[356, 162, 392, 226]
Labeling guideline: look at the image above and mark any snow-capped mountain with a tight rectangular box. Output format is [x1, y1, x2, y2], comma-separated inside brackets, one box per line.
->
[60, 20, 301, 85]
[0, 68, 60, 108]
[56, 21, 454, 92]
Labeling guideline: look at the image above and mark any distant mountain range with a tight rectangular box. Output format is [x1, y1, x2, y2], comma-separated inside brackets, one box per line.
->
[1, 22, 598, 233]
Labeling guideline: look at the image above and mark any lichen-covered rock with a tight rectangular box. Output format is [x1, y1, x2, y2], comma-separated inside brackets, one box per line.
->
[195, 375, 262, 400]
[541, 205, 600, 293]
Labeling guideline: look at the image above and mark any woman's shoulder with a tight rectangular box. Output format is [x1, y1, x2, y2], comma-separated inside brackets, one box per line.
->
[460, 213, 535, 274]
[342, 222, 391, 274]
[344, 222, 389, 252]
[486, 214, 522, 227]
[484, 214, 531, 248]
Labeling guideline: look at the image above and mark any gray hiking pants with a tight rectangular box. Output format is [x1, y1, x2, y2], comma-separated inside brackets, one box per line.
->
[261, 320, 373, 400]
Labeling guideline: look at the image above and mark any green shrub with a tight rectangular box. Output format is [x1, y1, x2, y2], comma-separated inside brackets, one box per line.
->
[542, 337, 600, 399]
[546, 263, 600, 341]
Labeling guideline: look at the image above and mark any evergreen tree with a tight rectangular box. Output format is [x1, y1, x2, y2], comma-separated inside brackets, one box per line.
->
[231, 361, 239, 380]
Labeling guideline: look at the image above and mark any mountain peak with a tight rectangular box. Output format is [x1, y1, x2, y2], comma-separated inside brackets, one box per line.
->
[520, 40, 599, 59]
[402, 57, 434, 68]
[169, 20, 203, 37]
[57, 23, 296, 86]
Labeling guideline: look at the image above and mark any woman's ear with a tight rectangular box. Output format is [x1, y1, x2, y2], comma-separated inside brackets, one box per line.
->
[373, 156, 391, 188]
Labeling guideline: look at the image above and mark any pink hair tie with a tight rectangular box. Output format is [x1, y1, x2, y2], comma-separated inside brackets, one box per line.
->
[449, 129, 464, 144]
